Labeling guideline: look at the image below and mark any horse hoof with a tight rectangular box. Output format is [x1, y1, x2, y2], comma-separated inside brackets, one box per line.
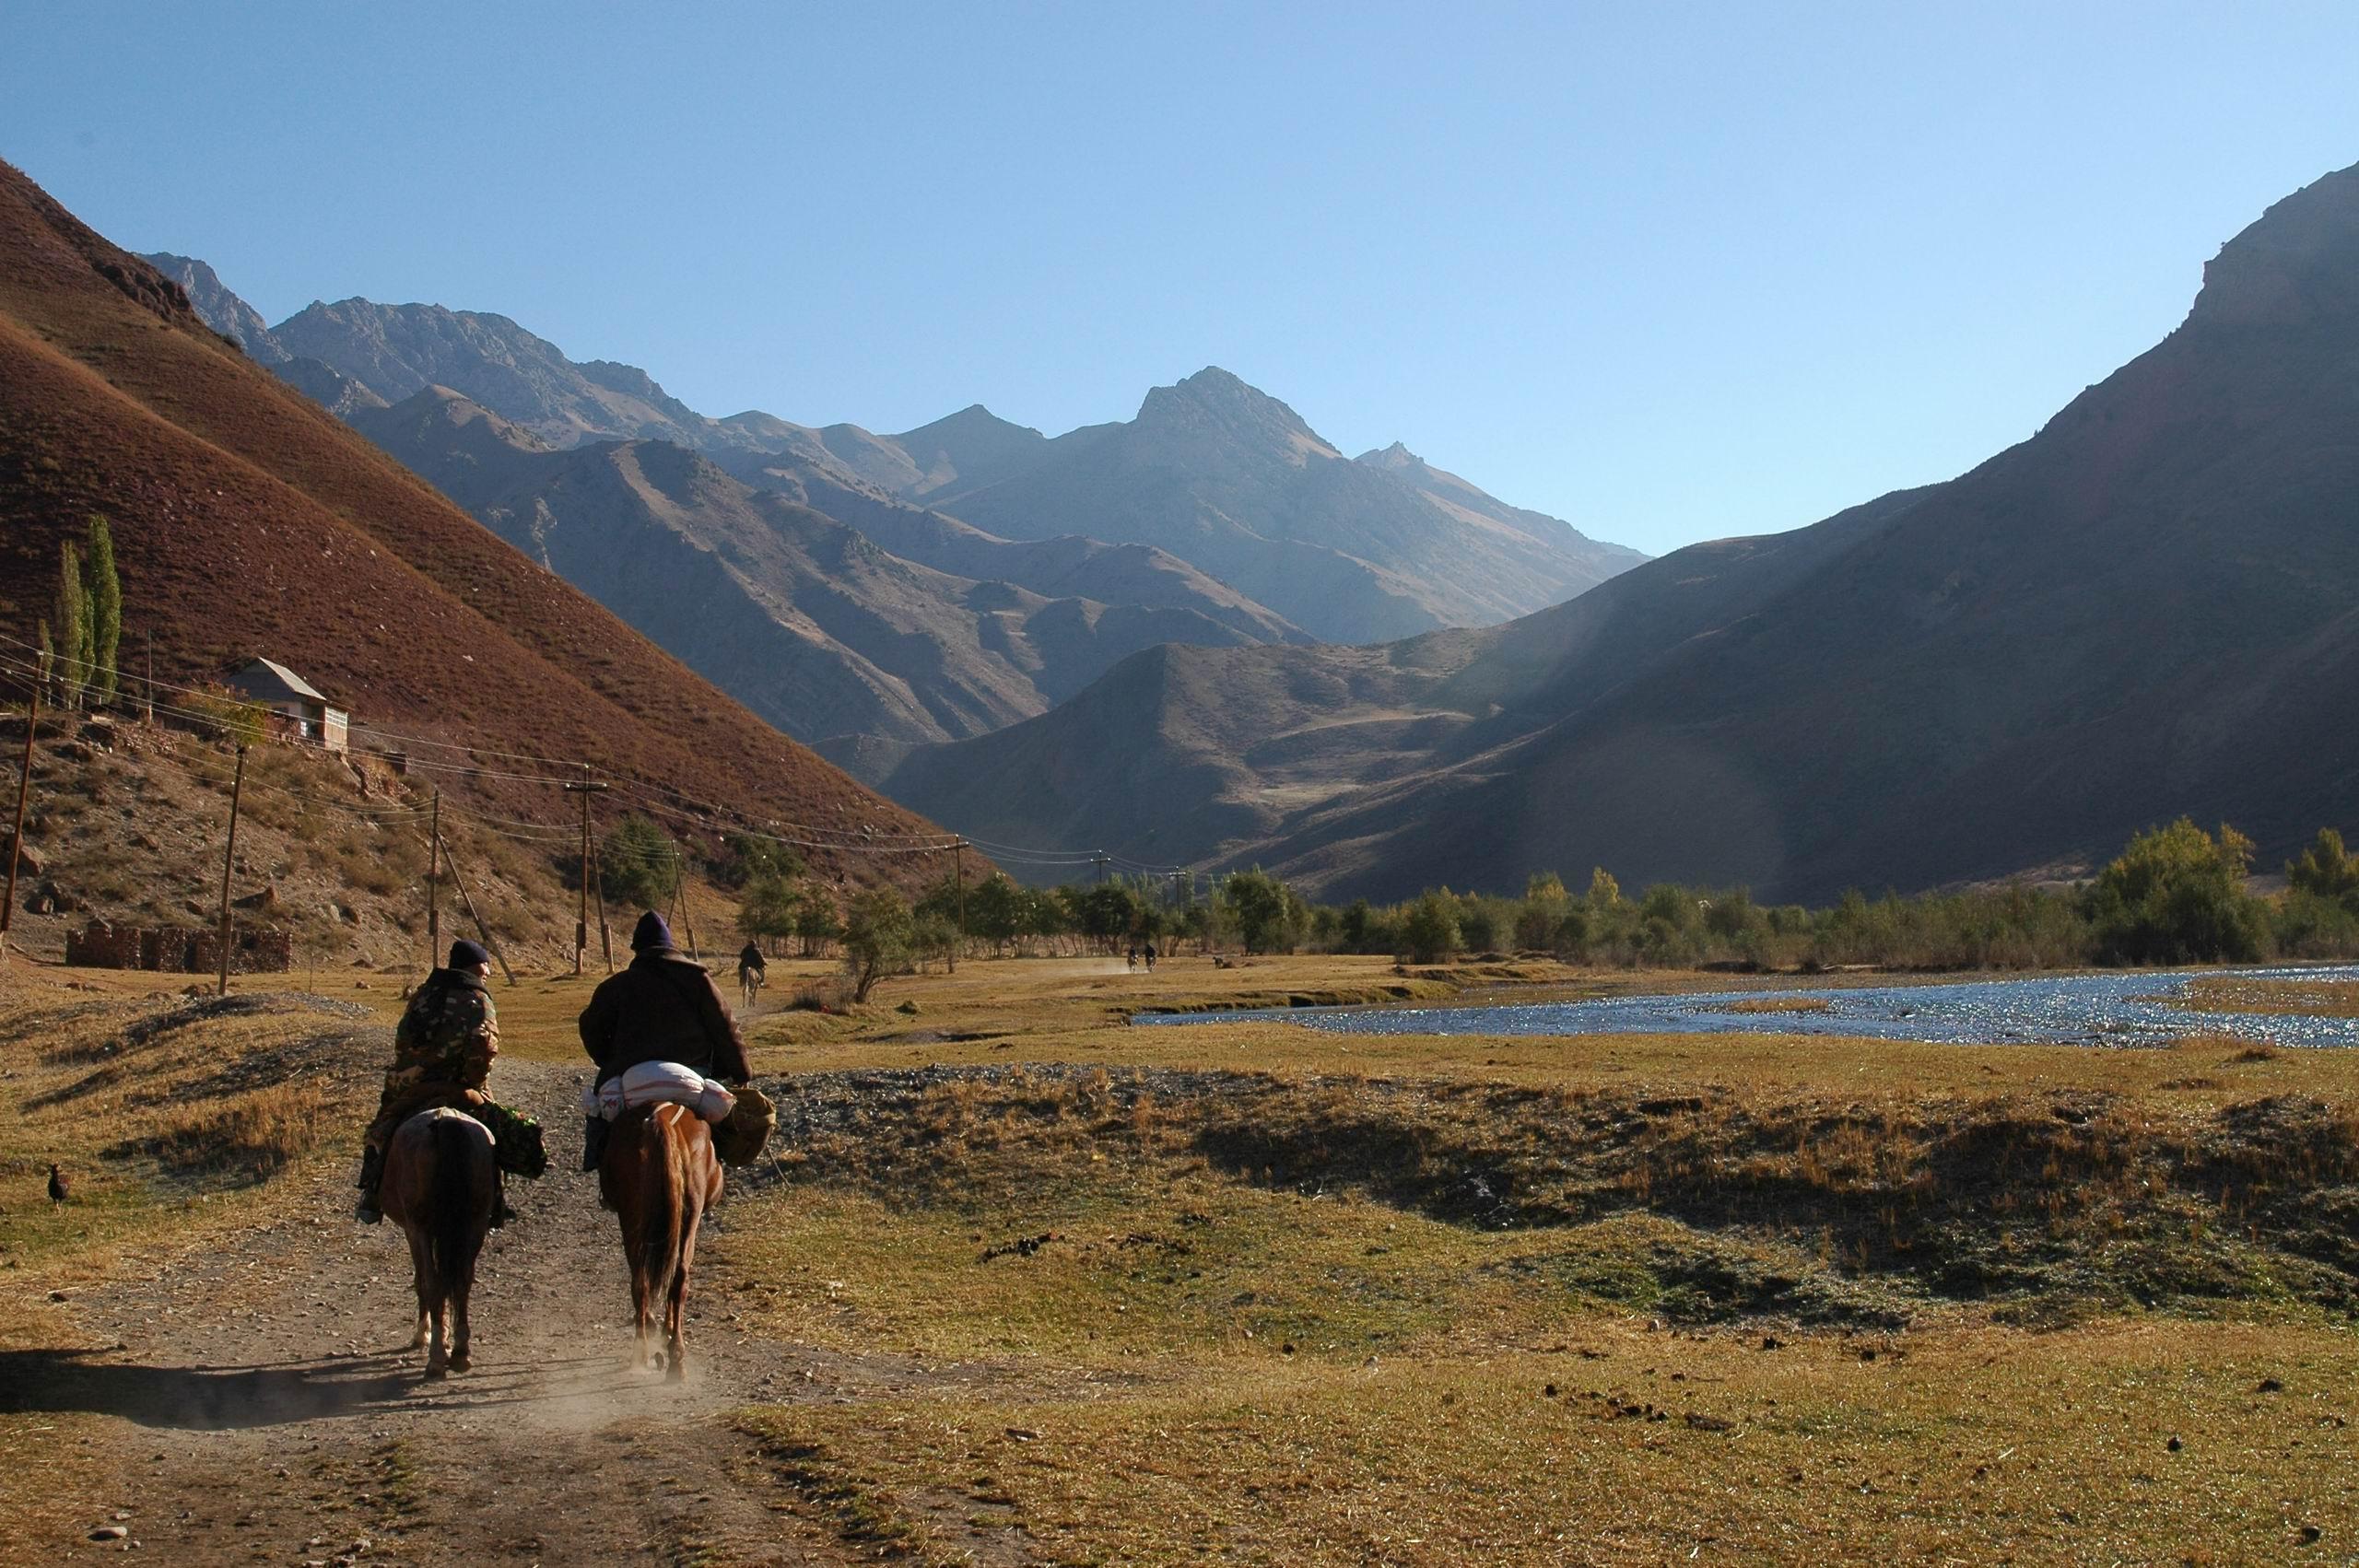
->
[665, 1363, 686, 1385]
[448, 1356, 471, 1374]
[424, 1363, 448, 1381]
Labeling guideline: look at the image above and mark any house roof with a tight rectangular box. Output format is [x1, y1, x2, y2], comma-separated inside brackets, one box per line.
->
[223, 657, 327, 706]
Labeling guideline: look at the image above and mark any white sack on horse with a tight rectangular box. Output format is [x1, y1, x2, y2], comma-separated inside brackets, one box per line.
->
[581, 1059, 737, 1124]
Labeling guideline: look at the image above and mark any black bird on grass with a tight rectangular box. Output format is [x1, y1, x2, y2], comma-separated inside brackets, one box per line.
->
[48, 1164, 68, 1208]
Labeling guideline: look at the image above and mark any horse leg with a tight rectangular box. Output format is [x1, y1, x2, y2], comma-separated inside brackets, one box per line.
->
[404, 1229, 433, 1351]
[628, 1238, 656, 1372]
[448, 1273, 472, 1374]
[423, 1286, 450, 1379]
[664, 1203, 698, 1383]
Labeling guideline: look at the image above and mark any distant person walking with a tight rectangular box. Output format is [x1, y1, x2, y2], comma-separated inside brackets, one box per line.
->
[578, 912, 752, 1173]
[356, 940, 519, 1227]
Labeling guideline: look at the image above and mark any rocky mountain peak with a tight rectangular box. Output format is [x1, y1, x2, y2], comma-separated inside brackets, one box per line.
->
[1357, 440, 1422, 471]
[1133, 367, 1336, 460]
[138, 252, 288, 363]
[2186, 159, 2359, 329]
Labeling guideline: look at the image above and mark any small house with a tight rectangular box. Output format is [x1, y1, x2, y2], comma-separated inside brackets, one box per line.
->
[222, 658, 349, 753]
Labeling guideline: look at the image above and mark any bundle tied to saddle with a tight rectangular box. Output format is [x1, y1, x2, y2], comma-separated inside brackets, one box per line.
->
[582, 1060, 776, 1167]
[475, 1100, 547, 1179]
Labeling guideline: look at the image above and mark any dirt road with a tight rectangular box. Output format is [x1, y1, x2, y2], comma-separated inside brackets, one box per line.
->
[12, 1062, 893, 1565]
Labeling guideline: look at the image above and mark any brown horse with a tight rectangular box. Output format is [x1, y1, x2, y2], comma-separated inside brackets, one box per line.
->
[598, 1102, 722, 1380]
[379, 1107, 498, 1378]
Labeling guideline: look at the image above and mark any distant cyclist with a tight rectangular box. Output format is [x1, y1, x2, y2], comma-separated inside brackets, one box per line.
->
[735, 940, 767, 1008]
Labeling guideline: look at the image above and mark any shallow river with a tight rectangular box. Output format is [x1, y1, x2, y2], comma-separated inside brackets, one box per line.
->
[1135, 964, 2359, 1048]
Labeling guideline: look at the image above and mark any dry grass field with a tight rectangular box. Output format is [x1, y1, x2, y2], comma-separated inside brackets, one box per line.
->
[6, 952, 2359, 1562]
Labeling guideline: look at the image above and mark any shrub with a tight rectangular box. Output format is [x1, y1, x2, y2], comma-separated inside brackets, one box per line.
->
[2083, 819, 2269, 965]
[1400, 889, 1462, 965]
[840, 887, 914, 1002]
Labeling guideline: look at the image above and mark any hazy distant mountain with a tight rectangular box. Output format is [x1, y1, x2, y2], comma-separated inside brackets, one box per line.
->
[177, 273, 1643, 644]
[350, 387, 1287, 752]
[139, 252, 287, 363]
[273, 298, 717, 451]
[881, 160, 2359, 901]
[928, 368, 1648, 642]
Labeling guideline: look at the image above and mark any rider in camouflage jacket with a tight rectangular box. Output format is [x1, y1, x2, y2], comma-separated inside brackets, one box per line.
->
[355, 940, 516, 1225]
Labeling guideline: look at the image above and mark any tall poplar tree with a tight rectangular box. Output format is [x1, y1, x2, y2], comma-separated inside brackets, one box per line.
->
[84, 514, 120, 703]
[53, 539, 88, 709]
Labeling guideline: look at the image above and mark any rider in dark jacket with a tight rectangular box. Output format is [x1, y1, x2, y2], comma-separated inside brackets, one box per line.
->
[578, 911, 750, 1170]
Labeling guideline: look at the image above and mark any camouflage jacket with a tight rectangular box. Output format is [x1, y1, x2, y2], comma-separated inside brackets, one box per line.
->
[386, 968, 499, 1091]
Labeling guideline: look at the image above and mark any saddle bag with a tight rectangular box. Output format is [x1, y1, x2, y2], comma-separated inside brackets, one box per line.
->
[475, 1099, 547, 1179]
[711, 1084, 777, 1167]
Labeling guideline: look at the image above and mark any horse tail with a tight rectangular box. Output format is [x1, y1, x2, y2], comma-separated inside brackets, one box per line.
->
[427, 1114, 482, 1293]
[637, 1106, 687, 1307]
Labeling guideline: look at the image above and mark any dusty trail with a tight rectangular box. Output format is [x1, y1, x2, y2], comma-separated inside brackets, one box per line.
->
[12, 1061, 901, 1565]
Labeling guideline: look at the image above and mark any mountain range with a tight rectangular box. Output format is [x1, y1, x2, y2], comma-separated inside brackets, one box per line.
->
[2, 162, 952, 893]
[143, 254, 1643, 762]
[874, 159, 2359, 902]
[139, 259, 1644, 638]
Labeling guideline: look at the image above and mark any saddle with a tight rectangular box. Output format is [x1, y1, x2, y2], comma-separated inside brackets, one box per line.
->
[410, 1102, 546, 1178]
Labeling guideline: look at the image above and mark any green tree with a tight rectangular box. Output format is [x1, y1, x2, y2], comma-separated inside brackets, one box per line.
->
[2287, 828, 2359, 902]
[792, 895, 841, 957]
[734, 872, 802, 945]
[1221, 868, 1298, 954]
[840, 886, 915, 1002]
[1400, 889, 1462, 965]
[1587, 867, 1621, 908]
[599, 814, 679, 911]
[1074, 882, 1143, 952]
[967, 872, 1025, 954]
[2083, 818, 2268, 965]
[83, 515, 121, 704]
[712, 831, 803, 890]
[53, 539, 88, 708]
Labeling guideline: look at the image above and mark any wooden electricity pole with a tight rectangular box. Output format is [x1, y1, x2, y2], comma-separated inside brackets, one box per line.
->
[564, 778, 608, 974]
[593, 841, 613, 972]
[435, 829, 517, 986]
[143, 632, 155, 726]
[425, 789, 441, 967]
[215, 745, 247, 997]
[951, 837, 967, 974]
[1095, 851, 1109, 886]
[0, 684, 39, 968]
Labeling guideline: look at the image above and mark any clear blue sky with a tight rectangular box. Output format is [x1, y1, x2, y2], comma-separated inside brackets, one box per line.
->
[6, 2, 2355, 556]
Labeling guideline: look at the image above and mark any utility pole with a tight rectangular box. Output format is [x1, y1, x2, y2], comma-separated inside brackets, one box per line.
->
[143, 632, 154, 726]
[215, 744, 247, 997]
[0, 683, 39, 968]
[951, 837, 967, 974]
[436, 829, 517, 986]
[563, 778, 608, 975]
[425, 789, 441, 967]
[1094, 852, 1109, 886]
[593, 841, 612, 972]
[670, 844, 698, 963]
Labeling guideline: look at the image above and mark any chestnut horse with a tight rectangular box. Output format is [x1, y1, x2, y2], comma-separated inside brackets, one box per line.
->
[599, 1102, 722, 1380]
[379, 1107, 498, 1377]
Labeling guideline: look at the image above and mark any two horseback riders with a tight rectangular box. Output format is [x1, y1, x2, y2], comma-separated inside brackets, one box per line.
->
[357, 915, 757, 1374]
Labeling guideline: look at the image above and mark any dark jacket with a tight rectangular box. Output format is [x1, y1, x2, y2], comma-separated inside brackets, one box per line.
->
[579, 949, 750, 1085]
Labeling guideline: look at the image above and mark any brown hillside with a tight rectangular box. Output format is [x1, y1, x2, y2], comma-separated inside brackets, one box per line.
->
[0, 159, 961, 891]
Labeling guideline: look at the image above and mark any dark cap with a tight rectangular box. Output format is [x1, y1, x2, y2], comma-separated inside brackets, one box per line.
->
[631, 910, 675, 952]
[448, 939, 491, 970]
